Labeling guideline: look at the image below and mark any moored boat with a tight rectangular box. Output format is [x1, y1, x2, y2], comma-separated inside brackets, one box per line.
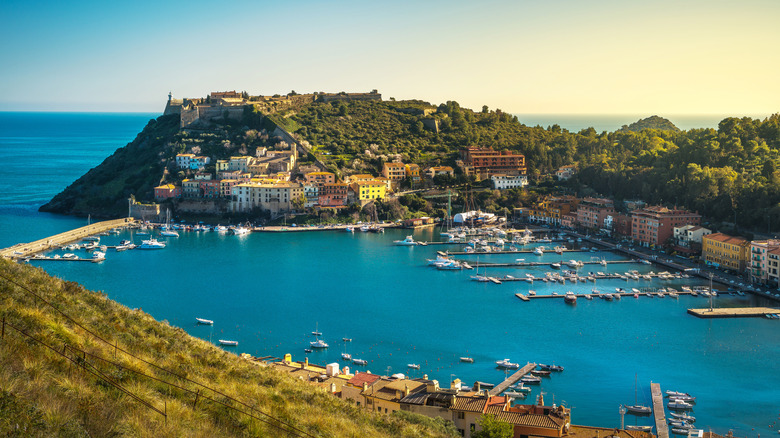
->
[195, 317, 213, 325]
[520, 375, 541, 384]
[460, 357, 474, 363]
[538, 363, 564, 372]
[626, 425, 653, 432]
[495, 359, 520, 369]
[394, 235, 417, 246]
[624, 404, 652, 415]
[564, 291, 577, 304]
[352, 358, 368, 365]
[138, 238, 166, 249]
[219, 340, 238, 346]
[407, 363, 420, 369]
[668, 399, 694, 410]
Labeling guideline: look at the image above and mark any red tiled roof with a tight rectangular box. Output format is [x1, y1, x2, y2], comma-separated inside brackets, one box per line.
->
[705, 233, 748, 245]
[346, 372, 380, 387]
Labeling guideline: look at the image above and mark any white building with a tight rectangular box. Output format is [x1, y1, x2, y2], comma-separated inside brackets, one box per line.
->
[491, 174, 528, 190]
[674, 225, 711, 247]
[176, 153, 195, 169]
[231, 182, 304, 214]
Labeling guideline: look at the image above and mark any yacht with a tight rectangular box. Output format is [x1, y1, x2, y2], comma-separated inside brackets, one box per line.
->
[341, 353, 352, 361]
[625, 404, 652, 415]
[533, 247, 544, 256]
[218, 340, 238, 346]
[459, 357, 474, 363]
[160, 228, 179, 237]
[138, 238, 166, 249]
[394, 235, 417, 246]
[310, 339, 329, 349]
[495, 359, 520, 369]
[352, 358, 368, 365]
[564, 291, 577, 304]
[229, 226, 250, 235]
[195, 318, 214, 325]
[520, 375, 541, 384]
[407, 364, 420, 370]
[668, 399, 694, 410]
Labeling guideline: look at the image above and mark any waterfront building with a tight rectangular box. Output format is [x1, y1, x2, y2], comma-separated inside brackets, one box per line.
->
[176, 153, 195, 169]
[767, 248, 780, 287]
[459, 146, 527, 177]
[674, 225, 711, 253]
[424, 166, 455, 179]
[576, 197, 615, 231]
[382, 162, 407, 182]
[319, 182, 348, 208]
[199, 180, 220, 198]
[556, 165, 577, 180]
[528, 196, 579, 226]
[362, 377, 427, 415]
[491, 174, 528, 190]
[631, 206, 701, 247]
[303, 184, 319, 208]
[351, 180, 386, 202]
[561, 212, 577, 229]
[702, 233, 750, 273]
[305, 171, 336, 187]
[231, 181, 304, 214]
[749, 240, 780, 285]
[612, 213, 633, 237]
[154, 184, 181, 200]
[219, 179, 239, 198]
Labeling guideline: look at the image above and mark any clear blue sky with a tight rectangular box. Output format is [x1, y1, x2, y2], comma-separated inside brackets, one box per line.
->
[2, 0, 779, 114]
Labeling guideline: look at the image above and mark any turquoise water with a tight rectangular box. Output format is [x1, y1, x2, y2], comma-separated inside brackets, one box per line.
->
[1, 113, 779, 436]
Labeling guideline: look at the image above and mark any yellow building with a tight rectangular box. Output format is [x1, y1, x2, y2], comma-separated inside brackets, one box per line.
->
[351, 180, 386, 201]
[363, 378, 427, 415]
[528, 196, 579, 226]
[382, 162, 406, 181]
[405, 164, 421, 181]
[702, 233, 750, 273]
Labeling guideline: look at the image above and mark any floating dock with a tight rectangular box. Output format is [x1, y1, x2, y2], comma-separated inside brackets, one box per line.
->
[0, 218, 135, 259]
[489, 362, 537, 396]
[650, 382, 669, 438]
[686, 307, 780, 318]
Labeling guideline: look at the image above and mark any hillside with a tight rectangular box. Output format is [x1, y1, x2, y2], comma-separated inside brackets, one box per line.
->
[618, 115, 680, 132]
[0, 259, 454, 437]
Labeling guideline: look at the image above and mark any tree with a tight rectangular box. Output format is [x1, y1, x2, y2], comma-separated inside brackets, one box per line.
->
[482, 105, 489, 114]
[471, 414, 512, 438]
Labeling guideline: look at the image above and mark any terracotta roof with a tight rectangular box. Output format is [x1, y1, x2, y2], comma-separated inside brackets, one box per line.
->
[769, 247, 780, 256]
[705, 233, 748, 245]
[346, 372, 380, 388]
[494, 411, 564, 429]
[451, 395, 488, 413]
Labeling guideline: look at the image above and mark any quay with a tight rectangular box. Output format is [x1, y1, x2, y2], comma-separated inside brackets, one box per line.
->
[0, 218, 135, 260]
[458, 260, 632, 268]
[517, 289, 699, 300]
[26, 256, 105, 263]
[428, 245, 596, 251]
[475, 272, 678, 283]
[253, 223, 399, 232]
[489, 362, 537, 396]
[687, 307, 780, 318]
[650, 383, 669, 438]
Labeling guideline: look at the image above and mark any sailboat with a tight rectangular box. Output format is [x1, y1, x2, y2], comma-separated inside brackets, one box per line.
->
[624, 374, 652, 415]
[341, 338, 352, 361]
[310, 323, 328, 349]
[160, 209, 179, 237]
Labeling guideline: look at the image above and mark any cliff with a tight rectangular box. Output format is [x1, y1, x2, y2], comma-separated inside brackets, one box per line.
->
[0, 259, 454, 437]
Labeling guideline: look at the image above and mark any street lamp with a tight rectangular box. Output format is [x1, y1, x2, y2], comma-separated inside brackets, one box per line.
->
[619, 404, 626, 430]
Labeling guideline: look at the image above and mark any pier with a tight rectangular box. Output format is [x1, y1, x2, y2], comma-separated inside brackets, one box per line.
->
[489, 362, 537, 396]
[650, 383, 669, 438]
[516, 289, 700, 300]
[687, 307, 780, 318]
[0, 218, 135, 259]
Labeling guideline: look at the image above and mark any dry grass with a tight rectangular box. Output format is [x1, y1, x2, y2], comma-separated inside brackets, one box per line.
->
[0, 260, 455, 437]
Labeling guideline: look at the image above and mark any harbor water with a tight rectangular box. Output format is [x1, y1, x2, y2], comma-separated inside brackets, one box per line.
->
[1, 112, 778, 436]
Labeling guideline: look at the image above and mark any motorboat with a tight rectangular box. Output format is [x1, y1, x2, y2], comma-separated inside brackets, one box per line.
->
[460, 357, 474, 363]
[352, 358, 368, 365]
[407, 364, 420, 370]
[520, 375, 541, 384]
[229, 226, 250, 236]
[626, 425, 653, 432]
[533, 247, 544, 256]
[394, 235, 417, 246]
[195, 318, 214, 325]
[345, 225, 354, 232]
[564, 291, 577, 304]
[530, 369, 551, 377]
[503, 391, 526, 399]
[668, 399, 694, 410]
[214, 225, 228, 233]
[671, 427, 697, 435]
[341, 353, 352, 361]
[495, 359, 520, 369]
[538, 364, 564, 372]
[218, 340, 238, 346]
[670, 412, 696, 422]
[342, 337, 352, 342]
[550, 263, 561, 269]
[138, 238, 166, 249]
[91, 251, 106, 260]
[625, 404, 652, 415]
[304, 348, 313, 353]
[603, 293, 614, 301]
[436, 260, 463, 270]
[665, 390, 691, 398]
[63, 253, 78, 259]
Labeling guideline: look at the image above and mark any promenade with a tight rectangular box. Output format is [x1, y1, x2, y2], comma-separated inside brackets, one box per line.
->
[0, 218, 135, 259]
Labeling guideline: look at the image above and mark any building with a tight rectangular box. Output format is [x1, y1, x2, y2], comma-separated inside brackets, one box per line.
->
[561, 212, 577, 229]
[351, 180, 386, 202]
[231, 182, 304, 214]
[154, 184, 181, 200]
[190, 156, 211, 170]
[767, 248, 780, 287]
[362, 377, 427, 415]
[228, 156, 253, 172]
[491, 174, 528, 190]
[199, 180, 220, 198]
[748, 240, 780, 285]
[344, 174, 376, 184]
[631, 206, 701, 247]
[341, 372, 382, 408]
[424, 166, 455, 179]
[702, 233, 750, 273]
[528, 196, 579, 226]
[576, 197, 615, 231]
[459, 147, 527, 177]
[612, 213, 633, 237]
[303, 184, 319, 208]
[220, 179, 239, 198]
[305, 171, 336, 187]
[319, 182, 348, 208]
[176, 153, 195, 169]
[382, 162, 407, 182]
[182, 179, 201, 198]
[405, 164, 421, 182]
[555, 165, 577, 180]
[674, 225, 711, 251]
[216, 159, 229, 172]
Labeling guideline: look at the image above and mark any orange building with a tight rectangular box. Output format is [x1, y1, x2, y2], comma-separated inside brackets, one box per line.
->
[459, 146, 526, 177]
[631, 206, 701, 247]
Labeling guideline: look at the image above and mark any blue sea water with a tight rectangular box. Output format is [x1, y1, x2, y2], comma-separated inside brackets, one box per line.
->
[1, 112, 778, 436]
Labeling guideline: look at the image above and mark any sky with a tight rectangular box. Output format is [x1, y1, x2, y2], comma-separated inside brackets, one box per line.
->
[1, 0, 779, 115]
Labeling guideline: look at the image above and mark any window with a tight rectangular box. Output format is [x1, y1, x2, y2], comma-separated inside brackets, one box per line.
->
[457, 412, 465, 419]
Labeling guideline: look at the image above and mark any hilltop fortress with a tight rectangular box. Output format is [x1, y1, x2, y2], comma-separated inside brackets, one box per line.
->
[164, 90, 382, 129]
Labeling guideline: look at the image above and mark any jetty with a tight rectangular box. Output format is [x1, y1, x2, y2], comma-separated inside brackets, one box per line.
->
[687, 307, 780, 318]
[518, 288, 698, 300]
[489, 362, 537, 396]
[650, 383, 669, 438]
[0, 218, 135, 259]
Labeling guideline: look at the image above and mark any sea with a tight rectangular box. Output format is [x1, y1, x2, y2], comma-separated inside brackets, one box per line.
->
[1, 112, 778, 436]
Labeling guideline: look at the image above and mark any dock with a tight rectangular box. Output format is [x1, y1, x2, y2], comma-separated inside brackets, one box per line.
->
[687, 307, 779, 318]
[444, 248, 606, 255]
[0, 218, 135, 259]
[489, 362, 537, 396]
[518, 289, 699, 300]
[26, 256, 104, 263]
[650, 383, 669, 438]
[515, 293, 530, 301]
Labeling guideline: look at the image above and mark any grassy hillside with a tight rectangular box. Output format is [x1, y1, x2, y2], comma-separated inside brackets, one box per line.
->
[0, 259, 454, 437]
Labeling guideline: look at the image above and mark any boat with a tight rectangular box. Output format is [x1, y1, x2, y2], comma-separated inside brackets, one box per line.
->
[503, 391, 526, 399]
[666, 390, 691, 398]
[343, 337, 352, 342]
[218, 340, 238, 346]
[341, 353, 352, 361]
[394, 235, 417, 246]
[304, 348, 313, 353]
[670, 412, 696, 422]
[550, 263, 561, 269]
[495, 359, 520, 369]
[671, 427, 697, 435]
[460, 357, 474, 363]
[625, 374, 651, 415]
[533, 247, 544, 255]
[160, 228, 179, 237]
[625, 425, 653, 432]
[352, 358, 368, 365]
[160, 209, 179, 237]
[564, 291, 577, 304]
[640, 259, 652, 265]
[538, 364, 564, 372]
[310, 339, 329, 349]
[407, 364, 420, 370]
[667, 399, 694, 410]
[91, 251, 105, 260]
[530, 369, 551, 376]
[195, 318, 214, 325]
[603, 293, 614, 301]
[436, 260, 463, 270]
[669, 420, 695, 428]
[345, 226, 354, 232]
[214, 225, 228, 233]
[520, 375, 541, 384]
[229, 226, 250, 236]
[138, 238, 166, 249]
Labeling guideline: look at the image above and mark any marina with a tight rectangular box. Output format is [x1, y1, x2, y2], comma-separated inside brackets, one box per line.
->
[686, 307, 780, 318]
[651, 383, 670, 438]
[489, 362, 537, 396]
